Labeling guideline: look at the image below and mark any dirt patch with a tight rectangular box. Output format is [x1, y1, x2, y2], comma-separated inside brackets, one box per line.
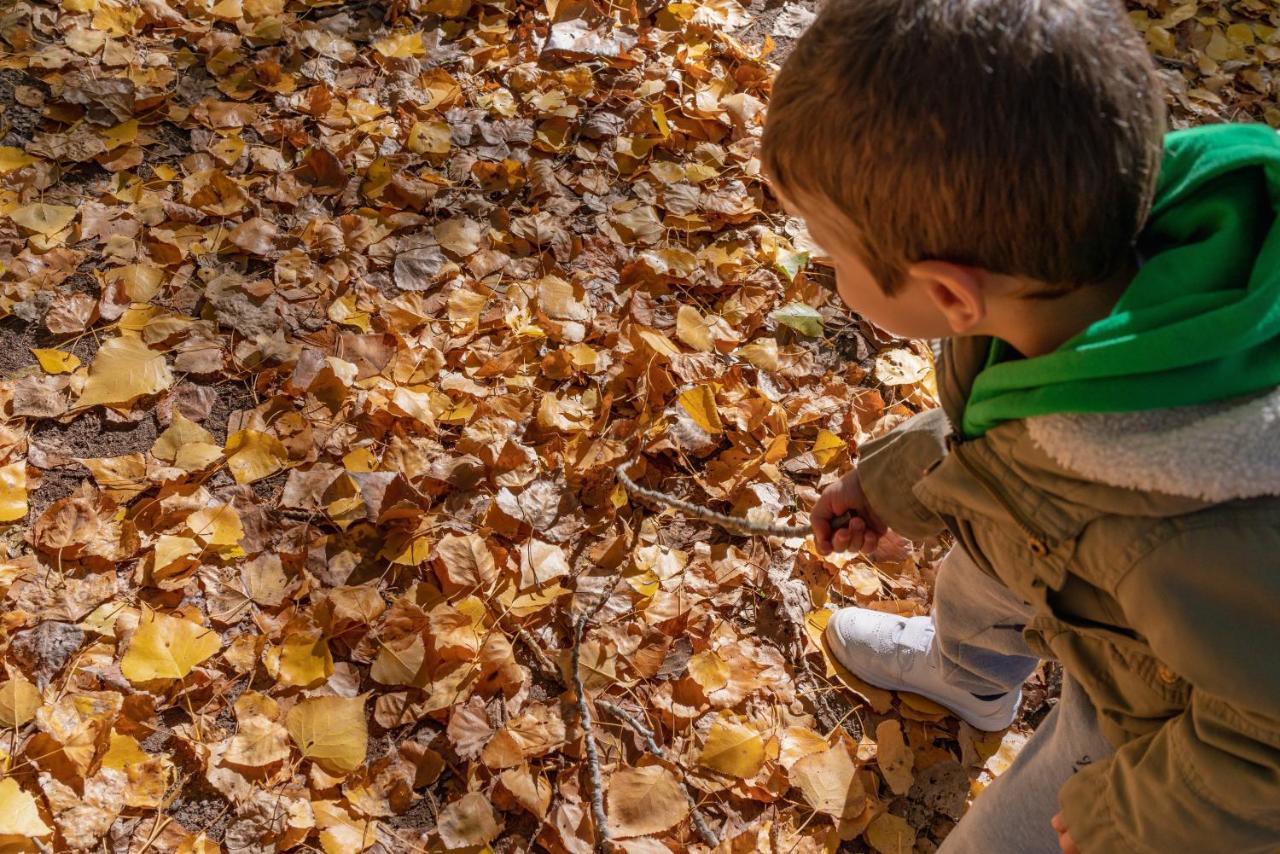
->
[164, 775, 232, 842]
[0, 316, 38, 377]
[0, 68, 42, 147]
[31, 408, 158, 458]
[204, 382, 258, 445]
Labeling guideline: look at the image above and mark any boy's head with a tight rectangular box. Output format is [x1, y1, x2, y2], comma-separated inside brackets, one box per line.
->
[762, 0, 1166, 341]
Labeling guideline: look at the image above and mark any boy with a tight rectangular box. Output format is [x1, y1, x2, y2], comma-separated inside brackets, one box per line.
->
[762, 1, 1280, 852]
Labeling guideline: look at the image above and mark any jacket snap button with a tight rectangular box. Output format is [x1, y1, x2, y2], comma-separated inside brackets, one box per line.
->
[1157, 664, 1178, 684]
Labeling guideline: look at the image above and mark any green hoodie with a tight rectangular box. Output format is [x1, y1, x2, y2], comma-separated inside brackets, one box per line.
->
[962, 123, 1280, 438]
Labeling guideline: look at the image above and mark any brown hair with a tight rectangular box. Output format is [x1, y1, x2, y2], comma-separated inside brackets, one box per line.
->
[762, 0, 1167, 294]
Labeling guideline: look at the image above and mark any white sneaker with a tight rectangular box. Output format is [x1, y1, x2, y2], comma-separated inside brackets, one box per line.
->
[825, 607, 1020, 731]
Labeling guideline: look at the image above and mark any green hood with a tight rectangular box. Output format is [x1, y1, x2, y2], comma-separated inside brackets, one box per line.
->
[963, 123, 1280, 438]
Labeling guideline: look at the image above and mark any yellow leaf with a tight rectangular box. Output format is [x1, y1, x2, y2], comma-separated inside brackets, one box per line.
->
[81, 453, 148, 501]
[153, 413, 217, 463]
[100, 731, 149, 770]
[370, 635, 425, 686]
[779, 726, 830, 770]
[373, 31, 425, 58]
[10, 202, 76, 236]
[736, 338, 779, 371]
[327, 294, 370, 331]
[0, 672, 41, 727]
[225, 429, 289, 484]
[153, 535, 202, 578]
[226, 715, 292, 767]
[268, 632, 334, 688]
[406, 120, 452, 156]
[676, 304, 715, 352]
[790, 744, 864, 818]
[121, 610, 221, 683]
[315, 800, 379, 854]
[0, 147, 37, 174]
[866, 812, 916, 854]
[31, 348, 81, 374]
[187, 502, 244, 547]
[342, 447, 378, 472]
[102, 264, 164, 301]
[286, 695, 368, 775]
[677, 384, 723, 434]
[0, 778, 51, 838]
[0, 461, 27, 523]
[100, 119, 139, 150]
[698, 711, 764, 778]
[813, 429, 847, 467]
[875, 719, 915, 795]
[606, 765, 689, 838]
[77, 337, 174, 410]
[686, 650, 730, 693]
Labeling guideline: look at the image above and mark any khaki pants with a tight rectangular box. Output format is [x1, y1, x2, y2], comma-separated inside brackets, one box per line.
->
[931, 548, 1115, 853]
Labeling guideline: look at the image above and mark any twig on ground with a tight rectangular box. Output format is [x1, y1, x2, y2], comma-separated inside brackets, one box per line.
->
[616, 462, 814, 537]
[572, 613, 612, 854]
[597, 700, 721, 849]
[514, 626, 561, 683]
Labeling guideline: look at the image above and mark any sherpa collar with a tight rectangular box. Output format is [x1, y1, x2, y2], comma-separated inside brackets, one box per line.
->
[1026, 387, 1280, 503]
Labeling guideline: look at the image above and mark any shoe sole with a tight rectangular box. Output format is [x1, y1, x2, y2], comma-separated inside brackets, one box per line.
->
[850, 666, 1019, 731]
[825, 623, 1018, 731]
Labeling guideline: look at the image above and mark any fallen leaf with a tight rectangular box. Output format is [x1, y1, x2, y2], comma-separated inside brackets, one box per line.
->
[287, 695, 368, 775]
[698, 712, 764, 778]
[0, 671, 41, 727]
[875, 719, 915, 795]
[77, 337, 174, 409]
[436, 791, 499, 849]
[0, 461, 27, 523]
[121, 610, 221, 683]
[790, 744, 865, 818]
[225, 429, 290, 484]
[866, 812, 916, 854]
[0, 778, 52, 838]
[10, 203, 77, 236]
[606, 764, 689, 838]
[31, 348, 81, 374]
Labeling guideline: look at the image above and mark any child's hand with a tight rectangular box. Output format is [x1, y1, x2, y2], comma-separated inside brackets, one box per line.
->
[1051, 814, 1078, 854]
[812, 467, 887, 556]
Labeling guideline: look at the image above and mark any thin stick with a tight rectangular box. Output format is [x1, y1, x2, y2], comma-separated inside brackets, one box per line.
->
[597, 700, 721, 848]
[572, 614, 612, 853]
[616, 462, 815, 537]
[515, 626, 561, 682]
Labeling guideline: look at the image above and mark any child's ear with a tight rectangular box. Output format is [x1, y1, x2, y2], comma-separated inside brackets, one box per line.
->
[908, 260, 987, 334]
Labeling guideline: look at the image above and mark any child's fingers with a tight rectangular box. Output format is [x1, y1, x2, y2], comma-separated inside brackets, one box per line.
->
[815, 533, 832, 555]
[832, 527, 850, 552]
[862, 529, 879, 554]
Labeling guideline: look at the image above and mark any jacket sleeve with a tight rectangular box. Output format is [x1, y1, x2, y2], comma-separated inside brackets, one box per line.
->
[855, 407, 950, 541]
[1058, 526, 1280, 853]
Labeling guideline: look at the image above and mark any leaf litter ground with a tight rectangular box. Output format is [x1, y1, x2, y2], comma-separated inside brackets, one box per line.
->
[0, 0, 1273, 852]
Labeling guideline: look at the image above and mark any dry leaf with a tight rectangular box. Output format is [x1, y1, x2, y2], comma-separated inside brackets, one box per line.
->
[790, 744, 865, 818]
[875, 719, 915, 795]
[121, 610, 220, 683]
[698, 712, 764, 778]
[866, 812, 916, 854]
[10, 202, 77, 236]
[0, 778, 52, 838]
[436, 791, 499, 849]
[0, 461, 27, 523]
[287, 695, 368, 775]
[0, 672, 41, 727]
[77, 337, 174, 409]
[606, 764, 689, 838]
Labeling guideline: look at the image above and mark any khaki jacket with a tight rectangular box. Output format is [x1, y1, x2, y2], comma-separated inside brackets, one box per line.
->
[857, 336, 1280, 853]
